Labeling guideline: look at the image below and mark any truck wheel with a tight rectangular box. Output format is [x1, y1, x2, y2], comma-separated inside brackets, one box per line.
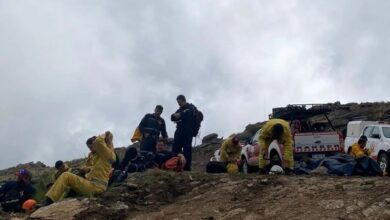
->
[378, 153, 389, 173]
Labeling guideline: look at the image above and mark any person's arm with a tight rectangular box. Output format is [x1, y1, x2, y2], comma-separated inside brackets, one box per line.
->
[93, 136, 116, 163]
[20, 186, 35, 203]
[351, 144, 365, 158]
[161, 119, 168, 138]
[171, 109, 181, 121]
[0, 182, 10, 195]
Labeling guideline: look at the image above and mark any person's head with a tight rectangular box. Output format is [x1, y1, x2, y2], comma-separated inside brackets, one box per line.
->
[86, 136, 97, 153]
[55, 160, 66, 172]
[16, 169, 32, 184]
[272, 123, 284, 140]
[155, 105, 163, 117]
[176, 95, 187, 107]
[156, 138, 168, 152]
[358, 135, 368, 147]
[232, 136, 239, 145]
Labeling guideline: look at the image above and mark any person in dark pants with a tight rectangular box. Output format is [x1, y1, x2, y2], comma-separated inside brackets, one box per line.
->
[138, 105, 168, 152]
[0, 169, 36, 212]
[171, 95, 195, 171]
[114, 139, 186, 182]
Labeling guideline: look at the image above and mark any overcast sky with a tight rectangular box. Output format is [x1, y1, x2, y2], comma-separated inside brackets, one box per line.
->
[0, 1, 389, 169]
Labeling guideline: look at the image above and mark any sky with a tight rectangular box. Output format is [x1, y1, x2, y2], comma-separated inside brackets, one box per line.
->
[0, 0, 389, 169]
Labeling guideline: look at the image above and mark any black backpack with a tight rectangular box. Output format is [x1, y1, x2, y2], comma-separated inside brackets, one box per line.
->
[190, 104, 203, 137]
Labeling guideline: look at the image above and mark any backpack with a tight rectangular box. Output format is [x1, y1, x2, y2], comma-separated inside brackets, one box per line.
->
[161, 157, 183, 172]
[190, 104, 204, 137]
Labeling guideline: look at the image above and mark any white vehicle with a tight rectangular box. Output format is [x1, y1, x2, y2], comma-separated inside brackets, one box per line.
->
[344, 121, 390, 172]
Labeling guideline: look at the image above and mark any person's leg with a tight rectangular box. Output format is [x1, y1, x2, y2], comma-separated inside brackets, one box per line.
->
[283, 145, 294, 170]
[172, 131, 183, 153]
[46, 172, 105, 202]
[258, 142, 269, 170]
[183, 135, 193, 171]
[119, 147, 138, 170]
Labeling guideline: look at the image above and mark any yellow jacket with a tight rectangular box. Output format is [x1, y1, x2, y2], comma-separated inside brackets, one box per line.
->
[259, 119, 293, 151]
[351, 143, 372, 158]
[85, 136, 116, 187]
[220, 138, 241, 162]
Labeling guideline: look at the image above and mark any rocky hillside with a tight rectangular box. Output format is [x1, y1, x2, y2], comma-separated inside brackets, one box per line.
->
[1, 102, 390, 220]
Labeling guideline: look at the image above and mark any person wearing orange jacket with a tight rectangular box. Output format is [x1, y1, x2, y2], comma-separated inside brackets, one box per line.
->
[258, 119, 294, 174]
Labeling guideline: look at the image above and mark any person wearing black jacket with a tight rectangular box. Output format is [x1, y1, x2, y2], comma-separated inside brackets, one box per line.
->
[114, 139, 186, 182]
[171, 95, 195, 171]
[0, 169, 36, 212]
[138, 105, 168, 152]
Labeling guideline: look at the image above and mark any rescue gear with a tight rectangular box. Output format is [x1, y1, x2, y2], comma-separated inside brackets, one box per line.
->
[226, 163, 239, 173]
[22, 199, 36, 212]
[258, 119, 294, 170]
[220, 137, 241, 162]
[46, 135, 116, 202]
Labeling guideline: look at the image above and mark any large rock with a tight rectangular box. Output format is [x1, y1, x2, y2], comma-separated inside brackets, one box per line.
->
[202, 133, 219, 143]
[30, 199, 89, 220]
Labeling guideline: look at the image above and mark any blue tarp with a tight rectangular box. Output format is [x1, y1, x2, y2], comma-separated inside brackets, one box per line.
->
[295, 154, 382, 176]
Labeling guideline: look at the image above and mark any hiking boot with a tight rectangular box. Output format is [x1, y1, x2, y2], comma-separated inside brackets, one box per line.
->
[36, 197, 53, 209]
[116, 171, 128, 182]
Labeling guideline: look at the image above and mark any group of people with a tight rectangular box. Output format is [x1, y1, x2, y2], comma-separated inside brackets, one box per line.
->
[212, 118, 385, 176]
[0, 94, 201, 213]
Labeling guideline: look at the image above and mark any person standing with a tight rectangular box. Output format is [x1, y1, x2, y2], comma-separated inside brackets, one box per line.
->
[138, 105, 168, 152]
[171, 95, 195, 171]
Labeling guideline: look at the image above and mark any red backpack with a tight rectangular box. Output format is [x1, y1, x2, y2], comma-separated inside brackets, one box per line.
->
[161, 157, 184, 172]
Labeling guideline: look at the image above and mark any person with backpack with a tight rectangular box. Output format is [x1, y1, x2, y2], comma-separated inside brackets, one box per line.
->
[0, 169, 36, 212]
[171, 95, 199, 171]
[114, 139, 186, 182]
[138, 105, 168, 152]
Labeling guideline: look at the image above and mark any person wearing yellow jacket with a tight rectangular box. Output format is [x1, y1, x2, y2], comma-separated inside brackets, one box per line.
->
[220, 136, 241, 162]
[258, 118, 294, 174]
[41, 132, 116, 206]
[351, 136, 372, 158]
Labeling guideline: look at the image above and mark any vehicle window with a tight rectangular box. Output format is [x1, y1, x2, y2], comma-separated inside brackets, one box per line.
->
[371, 127, 380, 138]
[363, 126, 373, 137]
[382, 127, 390, 138]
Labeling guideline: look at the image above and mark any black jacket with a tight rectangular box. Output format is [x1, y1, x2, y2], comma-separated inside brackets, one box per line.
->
[138, 114, 168, 138]
[0, 181, 36, 212]
[171, 103, 195, 135]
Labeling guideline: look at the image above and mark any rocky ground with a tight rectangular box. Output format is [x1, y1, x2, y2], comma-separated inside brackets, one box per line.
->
[2, 101, 390, 219]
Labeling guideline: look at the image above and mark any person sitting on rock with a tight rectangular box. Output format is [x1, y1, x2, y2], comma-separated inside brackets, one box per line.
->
[39, 132, 116, 206]
[258, 119, 294, 175]
[54, 160, 72, 181]
[115, 139, 186, 182]
[220, 136, 241, 163]
[0, 169, 36, 212]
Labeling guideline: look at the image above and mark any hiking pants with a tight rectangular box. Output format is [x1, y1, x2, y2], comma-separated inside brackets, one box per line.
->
[172, 131, 193, 171]
[259, 143, 294, 170]
[46, 172, 105, 202]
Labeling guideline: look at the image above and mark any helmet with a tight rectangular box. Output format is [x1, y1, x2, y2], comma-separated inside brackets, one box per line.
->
[22, 199, 37, 212]
[227, 163, 239, 173]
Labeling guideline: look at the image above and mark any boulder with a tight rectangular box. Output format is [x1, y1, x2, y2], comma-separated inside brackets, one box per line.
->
[30, 199, 89, 220]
